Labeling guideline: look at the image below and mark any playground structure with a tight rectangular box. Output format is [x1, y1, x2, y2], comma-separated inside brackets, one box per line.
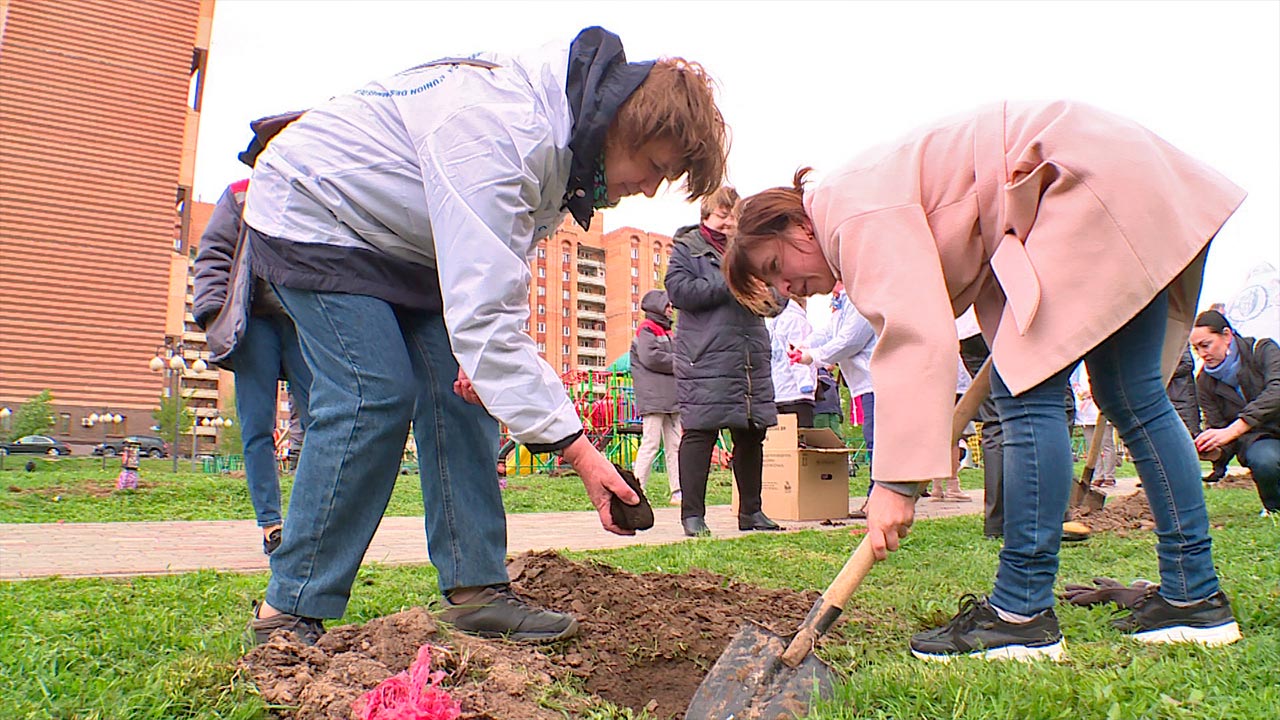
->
[503, 369, 735, 477]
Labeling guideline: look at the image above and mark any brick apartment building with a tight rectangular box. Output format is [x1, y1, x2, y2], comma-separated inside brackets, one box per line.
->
[525, 217, 673, 377]
[0, 0, 217, 446]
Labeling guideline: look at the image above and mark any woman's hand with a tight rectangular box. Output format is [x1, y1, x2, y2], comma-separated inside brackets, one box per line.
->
[864, 483, 918, 561]
[561, 436, 639, 536]
[453, 368, 482, 405]
[1194, 419, 1250, 453]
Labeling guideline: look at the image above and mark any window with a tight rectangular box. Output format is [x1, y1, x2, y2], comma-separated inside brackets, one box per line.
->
[632, 320, 638, 330]
[521, 320, 529, 331]
[653, 250, 662, 265]
[631, 302, 638, 312]
[537, 322, 546, 333]
[59, 413, 72, 434]
[563, 344, 571, 354]
[189, 48, 208, 111]
[631, 247, 639, 259]
[562, 252, 570, 263]
[537, 247, 546, 259]
[562, 362, 570, 372]
[538, 304, 545, 315]
[537, 286, 546, 296]
[537, 267, 545, 278]
[653, 270, 660, 281]
[537, 342, 546, 352]
[562, 289, 570, 299]
[630, 267, 638, 277]
[562, 307, 570, 317]
[632, 284, 639, 295]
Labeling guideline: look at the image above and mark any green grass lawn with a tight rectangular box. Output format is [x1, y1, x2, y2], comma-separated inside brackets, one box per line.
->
[2, 457, 972, 524]
[3, 486, 1274, 719]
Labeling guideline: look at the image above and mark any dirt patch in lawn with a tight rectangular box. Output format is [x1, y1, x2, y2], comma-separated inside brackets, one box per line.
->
[1072, 490, 1156, 535]
[240, 550, 838, 719]
[5, 478, 155, 498]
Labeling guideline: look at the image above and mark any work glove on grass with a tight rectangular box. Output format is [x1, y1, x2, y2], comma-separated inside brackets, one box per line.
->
[1059, 577, 1157, 609]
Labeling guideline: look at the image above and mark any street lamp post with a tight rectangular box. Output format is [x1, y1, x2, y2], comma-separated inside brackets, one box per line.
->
[196, 415, 233, 471]
[0, 407, 11, 472]
[88, 411, 123, 470]
[151, 343, 207, 473]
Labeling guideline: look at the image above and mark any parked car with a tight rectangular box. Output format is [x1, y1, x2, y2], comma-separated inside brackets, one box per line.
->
[1, 435, 73, 456]
[92, 435, 169, 459]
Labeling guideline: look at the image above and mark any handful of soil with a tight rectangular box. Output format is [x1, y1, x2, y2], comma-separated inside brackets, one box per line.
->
[609, 465, 654, 531]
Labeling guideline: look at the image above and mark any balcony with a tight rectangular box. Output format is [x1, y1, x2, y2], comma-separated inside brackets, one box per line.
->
[576, 255, 604, 270]
[578, 326, 605, 339]
[577, 271, 605, 288]
[578, 344, 606, 357]
[577, 308, 605, 321]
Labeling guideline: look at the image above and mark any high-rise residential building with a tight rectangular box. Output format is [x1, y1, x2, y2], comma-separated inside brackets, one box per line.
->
[601, 226, 676, 361]
[525, 218, 674, 376]
[0, 0, 216, 444]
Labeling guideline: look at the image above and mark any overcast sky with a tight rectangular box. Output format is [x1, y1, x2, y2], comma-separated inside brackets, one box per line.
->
[195, 0, 1278, 309]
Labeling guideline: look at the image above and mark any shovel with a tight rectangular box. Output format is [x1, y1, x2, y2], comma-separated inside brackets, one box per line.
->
[1068, 421, 1109, 512]
[685, 360, 993, 720]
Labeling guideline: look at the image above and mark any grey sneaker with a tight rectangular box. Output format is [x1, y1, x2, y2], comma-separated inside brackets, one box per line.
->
[1111, 590, 1241, 646]
[439, 585, 579, 642]
[249, 601, 325, 646]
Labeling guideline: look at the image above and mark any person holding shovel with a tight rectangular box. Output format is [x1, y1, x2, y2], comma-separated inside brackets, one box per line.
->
[242, 26, 727, 645]
[723, 100, 1245, 660]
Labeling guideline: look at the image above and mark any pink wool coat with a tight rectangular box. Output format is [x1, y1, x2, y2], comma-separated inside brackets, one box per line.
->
[806, 100, 1246, 483]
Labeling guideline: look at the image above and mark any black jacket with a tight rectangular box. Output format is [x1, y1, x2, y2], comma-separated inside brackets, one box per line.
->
[665, 225, 776, 431]
[1196, 336, 1280, 459]
[1167, 346, 1202, 435]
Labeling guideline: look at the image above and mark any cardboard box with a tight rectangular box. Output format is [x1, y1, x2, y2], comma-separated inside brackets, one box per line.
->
[734, 414, 853, 521]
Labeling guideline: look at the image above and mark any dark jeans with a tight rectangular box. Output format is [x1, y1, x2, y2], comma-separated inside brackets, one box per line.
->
[679, 425, 766, 519]
[960, 336, 1004, 536]
[858, 392, 875, 495]
[1242, 437, 1280, 511]
[234, 314, 312, 527]
[776, 401, 815, 428]
[989, 292, 1221, 615]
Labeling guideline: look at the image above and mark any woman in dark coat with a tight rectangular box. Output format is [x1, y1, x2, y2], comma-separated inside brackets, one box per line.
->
[665, 187, 780, 537]
[1190, 310, 1280, 513]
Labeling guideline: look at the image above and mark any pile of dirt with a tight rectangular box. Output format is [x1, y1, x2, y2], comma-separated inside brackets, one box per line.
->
[240, 551, 829, 719]
[1072, 491, 1155, 535]
[1212, 469, 1255, 491]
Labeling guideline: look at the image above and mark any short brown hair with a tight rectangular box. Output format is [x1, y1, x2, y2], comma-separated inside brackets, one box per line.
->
[610, 58, 728, 200]
[722, 168, 813, 313]
[700, 186, 739, 220]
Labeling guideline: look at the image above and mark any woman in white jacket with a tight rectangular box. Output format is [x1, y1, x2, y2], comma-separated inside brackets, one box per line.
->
[242, 27, 727, 646]
[767, 298, 818, 426]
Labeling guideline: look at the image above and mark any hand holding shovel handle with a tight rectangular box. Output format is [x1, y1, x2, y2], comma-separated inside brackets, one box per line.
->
[779, 359, 993, 667]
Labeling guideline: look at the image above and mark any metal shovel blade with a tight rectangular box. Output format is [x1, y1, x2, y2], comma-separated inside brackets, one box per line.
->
[1069, 479, 1107, 512]
[685, 622, 835, 720]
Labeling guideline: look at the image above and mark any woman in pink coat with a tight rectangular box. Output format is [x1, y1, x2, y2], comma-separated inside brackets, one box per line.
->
[724, 101, 1245, 661]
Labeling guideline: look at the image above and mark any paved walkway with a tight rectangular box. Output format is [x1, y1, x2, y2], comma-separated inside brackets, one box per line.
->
[0, 481, 1141, 580]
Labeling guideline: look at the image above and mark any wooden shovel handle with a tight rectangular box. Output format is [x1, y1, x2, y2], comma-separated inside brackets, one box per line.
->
[1079, 420, 1108, 486]
[781, 358, 995, 667]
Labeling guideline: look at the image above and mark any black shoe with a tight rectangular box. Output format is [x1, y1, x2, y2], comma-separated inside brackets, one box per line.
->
[1110, 590, 1241, 646]
[249, 601, 325, 646]
[1202, 470, 1223, 484]
[440, 585, 578, 642]
[682, 516, 711, 537]
[263, 528, 282, 556]
[910, 594, 1064, 662]
[738, 511, 781, 531]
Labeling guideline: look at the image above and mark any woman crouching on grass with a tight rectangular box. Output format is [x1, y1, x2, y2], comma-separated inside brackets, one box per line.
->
[722, 100, 1246, 661]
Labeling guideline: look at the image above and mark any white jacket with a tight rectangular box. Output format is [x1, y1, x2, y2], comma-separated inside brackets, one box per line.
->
[766, 300, 817, 404]
[1070, 364, 1101, 426]
[243, 42, 581, 446]
[807, 294, 877, 397]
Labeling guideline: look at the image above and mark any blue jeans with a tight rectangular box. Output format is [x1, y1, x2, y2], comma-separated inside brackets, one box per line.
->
[233, 314, 312, 527]
[990, 291, 1220, 615]
[1242, 437, 1280, 511]
[859, 392, 875, 494]
[266, 287, 506, 619]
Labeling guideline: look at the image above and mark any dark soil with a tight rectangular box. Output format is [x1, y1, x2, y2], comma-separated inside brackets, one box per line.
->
[1072, 471, 1255, 535]
[240, 551, 831, 719]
